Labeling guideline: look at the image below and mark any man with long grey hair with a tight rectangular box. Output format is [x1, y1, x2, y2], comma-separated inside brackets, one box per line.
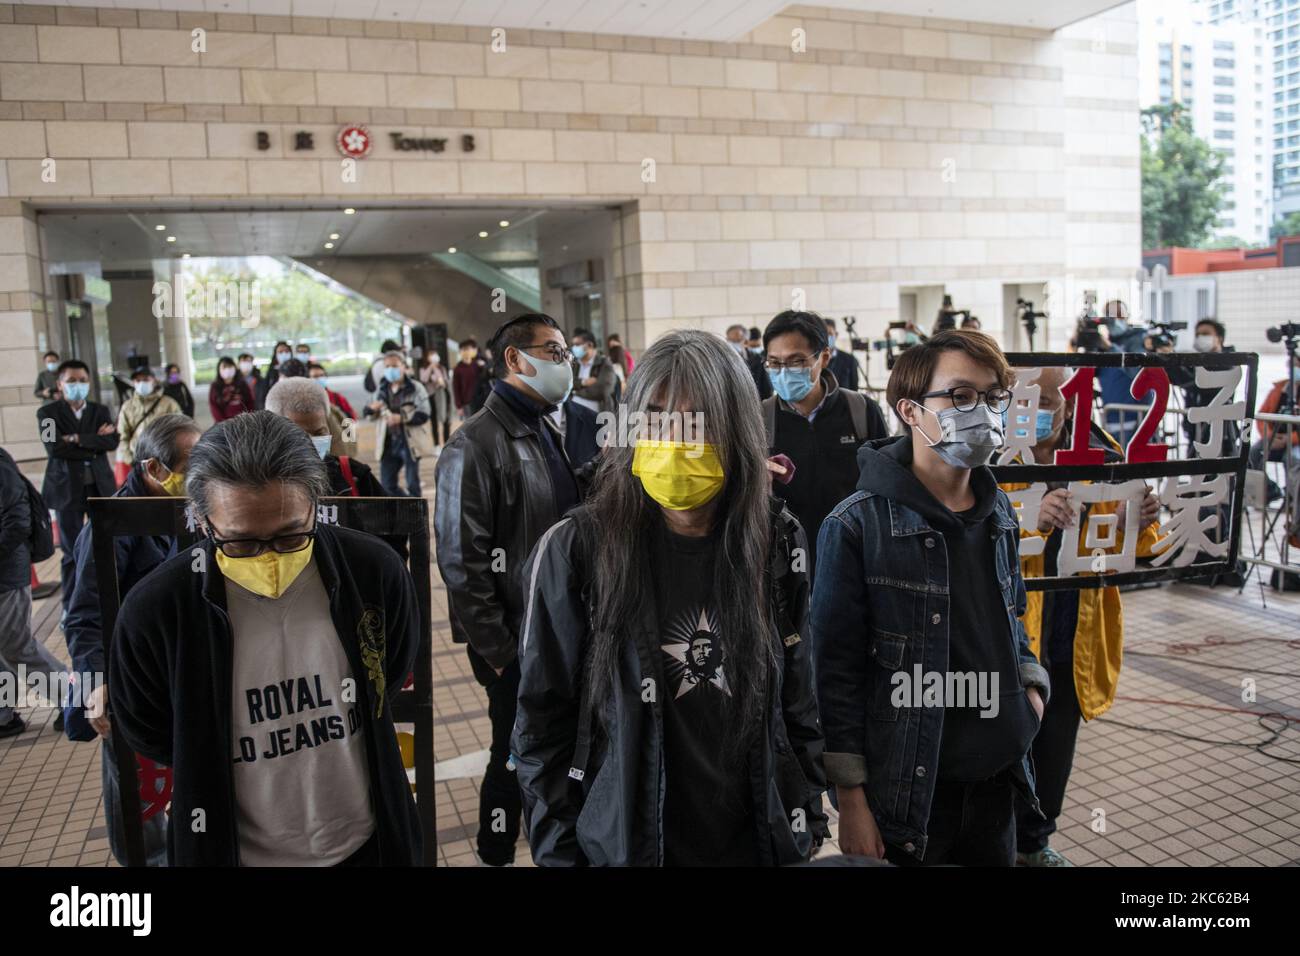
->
[512, 329, 828, 866]
[110, 411, 421, 866]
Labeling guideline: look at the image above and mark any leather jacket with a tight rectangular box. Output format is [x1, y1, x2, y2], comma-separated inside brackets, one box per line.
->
[434, 389, 578, 670]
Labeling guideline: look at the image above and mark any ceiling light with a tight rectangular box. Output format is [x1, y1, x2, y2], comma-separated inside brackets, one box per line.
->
[324, 242, 334, 249]
[166, 235, 176, 243]
[478, 231, 488, 238]
[343, 207, 356, 215]
[499, 220, 509, 227]
[329, 232, 339, 240]
[154, 224, 165, 231]
[447, 246, 457, 253]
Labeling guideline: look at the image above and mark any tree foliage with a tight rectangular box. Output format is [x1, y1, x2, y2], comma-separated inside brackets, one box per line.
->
[1141, 103, 1227, 249]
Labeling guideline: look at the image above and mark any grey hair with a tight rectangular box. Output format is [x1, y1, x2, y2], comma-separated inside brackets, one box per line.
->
[581, 329, 775, 759]
[265, 376, 329, 418]
[186, 410, 328, 517]
[133, 414, 202, 470]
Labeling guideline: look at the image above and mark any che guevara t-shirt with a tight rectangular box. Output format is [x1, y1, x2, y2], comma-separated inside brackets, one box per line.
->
[226, 556, 375, 866]
[651, 522, 758, 867]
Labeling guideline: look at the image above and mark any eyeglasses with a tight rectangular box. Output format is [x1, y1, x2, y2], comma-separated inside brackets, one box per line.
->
[205, 518, 318, 558]
[764, 354, 817, 371]
[920, 385, 1013, 414]
[519, 342, 573, 364]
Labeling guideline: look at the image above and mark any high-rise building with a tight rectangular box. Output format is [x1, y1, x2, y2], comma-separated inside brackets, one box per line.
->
[1201, 0, 1299, 228]
[1141, 0, 1273, 244]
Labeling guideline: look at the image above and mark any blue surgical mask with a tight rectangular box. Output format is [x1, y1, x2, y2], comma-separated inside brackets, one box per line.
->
[45, 362, 57, 373]
[1035, 409, 1057, 442]
[276, 351, 291, 363]
[384, 366, 403, 383]
[571, 344, 587, 361]
[134, 381, 154, 397]
[314, 376, 329, 389]
[768, 367, 815, 403]
[310, 434, 332, 459]
[63, 382, 89, 402]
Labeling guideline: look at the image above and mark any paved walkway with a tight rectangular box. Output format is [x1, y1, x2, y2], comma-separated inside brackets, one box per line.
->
[3, 451, 1297, 867]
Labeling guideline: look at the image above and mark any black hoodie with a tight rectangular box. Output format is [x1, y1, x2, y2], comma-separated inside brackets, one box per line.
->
[855, 435, 1039, 782]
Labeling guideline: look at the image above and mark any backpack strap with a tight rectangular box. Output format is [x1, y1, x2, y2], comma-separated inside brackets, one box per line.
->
[841, 388, 870, 442]
[762, 394, 777, 452]
[338, 455, 360, 497]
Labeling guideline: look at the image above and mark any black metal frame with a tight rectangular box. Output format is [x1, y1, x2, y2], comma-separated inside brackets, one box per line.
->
[88, 494, 435, 867]
[989, 351, 1258, 591]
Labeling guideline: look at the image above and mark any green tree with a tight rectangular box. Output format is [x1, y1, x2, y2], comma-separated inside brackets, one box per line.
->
[1141, 103, 1226, 249]
[1202, 234, 1249, 250]
[1270, 211, 1300, 240]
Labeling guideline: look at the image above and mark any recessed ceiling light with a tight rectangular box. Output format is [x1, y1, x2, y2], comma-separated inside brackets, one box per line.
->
[154, 224, 165, 231]
[343, 207, 356, 215]
[478, 231, 488, 238]
[447, 246, 457, 253]
[182, 253, 191, 259]
[166, 235, 176, 242]
[329, 233, 339, 240]
[324, 242, 334, 249]
[499, 220, 509, 227]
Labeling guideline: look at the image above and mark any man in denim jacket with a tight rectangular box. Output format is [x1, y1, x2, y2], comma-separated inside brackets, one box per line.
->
[812, 330, 1050, 866]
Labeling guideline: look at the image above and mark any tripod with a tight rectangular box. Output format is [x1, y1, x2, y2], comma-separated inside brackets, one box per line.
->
[1241, 333, 1299, 600]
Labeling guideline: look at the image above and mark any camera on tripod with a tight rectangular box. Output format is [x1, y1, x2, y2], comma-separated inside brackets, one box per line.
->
[1017, 298, 1046, 350]
[1266, 322, 1300, 343]
[1145, 320, 1187, 351]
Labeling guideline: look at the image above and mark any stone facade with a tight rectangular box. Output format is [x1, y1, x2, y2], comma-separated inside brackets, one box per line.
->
[0, 2, 1140, 459]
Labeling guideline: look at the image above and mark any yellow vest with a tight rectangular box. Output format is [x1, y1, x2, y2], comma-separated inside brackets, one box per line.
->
[1000, 430, 1163, 721]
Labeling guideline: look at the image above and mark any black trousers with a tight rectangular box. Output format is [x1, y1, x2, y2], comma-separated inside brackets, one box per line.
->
[467, 645, 522, 865]
[1016, 640, 1081, 854]
[886, 770, 1017, 866]
[56, 504, 87, 614]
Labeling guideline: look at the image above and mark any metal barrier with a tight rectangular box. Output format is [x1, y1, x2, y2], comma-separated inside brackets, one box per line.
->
[88, 494, 436, 867]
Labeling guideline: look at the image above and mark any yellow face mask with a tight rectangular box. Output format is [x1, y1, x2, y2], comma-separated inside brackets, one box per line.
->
[159, 466, 186, 497]
[631, 440, 724, 511]
[215, 541, 314, 600]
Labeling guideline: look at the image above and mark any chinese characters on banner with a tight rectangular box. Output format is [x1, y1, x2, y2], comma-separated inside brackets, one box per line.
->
[990, 353, 1255, 589]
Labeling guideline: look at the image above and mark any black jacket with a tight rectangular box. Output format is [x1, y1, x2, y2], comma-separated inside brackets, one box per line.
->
[323, 454, 408, 562]
[434, 389, 578, 671]
[768, 370, 888, 577]
[163, 380, 195, 418]
[37, 400, 118, 509]
[559, 399, 601, 469]
[110, 524, 422, 866]
[571, 353, 618, 414]
[827, 349, 859, 392]
[745, 349, 773, 400]
[63, 468, 176, 740]
[0, 447, 32, 591]
[512, 501, 829, 866]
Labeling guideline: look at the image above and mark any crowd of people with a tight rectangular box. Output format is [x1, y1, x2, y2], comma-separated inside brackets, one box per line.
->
[0, 305, 1287, 868]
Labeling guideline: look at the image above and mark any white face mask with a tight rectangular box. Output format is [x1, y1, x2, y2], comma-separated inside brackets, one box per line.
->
[514, 348, 573, 405]
[219, 366, 236, 381]
[310, 434, 332, 459]
[238, 361, 254, 374]
[1194, 334, 1216, 353]
[135, 380, 154, 397]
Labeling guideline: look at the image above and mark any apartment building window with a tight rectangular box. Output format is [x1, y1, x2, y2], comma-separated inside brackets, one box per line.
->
[1216, 93, 1236, 103]
[1215, 111, 1236, 120]
[1215, 57, 1237, 68]
[1215, 75, 1236, 85]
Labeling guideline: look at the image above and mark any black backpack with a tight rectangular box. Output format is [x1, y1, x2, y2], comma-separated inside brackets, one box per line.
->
[20, 473, 54, 562]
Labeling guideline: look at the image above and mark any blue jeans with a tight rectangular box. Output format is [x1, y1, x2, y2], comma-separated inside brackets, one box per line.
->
[380, 438, 421, 497]
[102, 738, 168, 867]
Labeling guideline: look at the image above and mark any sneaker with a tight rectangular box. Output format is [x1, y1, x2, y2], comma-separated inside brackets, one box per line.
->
[0, 715, 27, 739]
[52, 710, 64, 733]
[1016, 846, 1074, 867]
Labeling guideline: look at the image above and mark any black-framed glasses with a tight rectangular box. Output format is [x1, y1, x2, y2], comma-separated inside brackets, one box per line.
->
[518, 342, 573, 364]
[921, 385, 1013, 414]
[764, 354, 817, 371]
[205, 517, 318, 558]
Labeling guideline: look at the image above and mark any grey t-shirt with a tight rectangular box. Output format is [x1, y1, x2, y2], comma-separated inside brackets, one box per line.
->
[227, 555, 375, 865]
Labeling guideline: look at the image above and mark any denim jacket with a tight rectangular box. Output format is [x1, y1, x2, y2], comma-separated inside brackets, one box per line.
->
[810, 451, 1049, 861]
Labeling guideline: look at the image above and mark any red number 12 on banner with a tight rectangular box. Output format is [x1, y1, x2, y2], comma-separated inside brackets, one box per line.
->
[1052, 365, 1171, 465]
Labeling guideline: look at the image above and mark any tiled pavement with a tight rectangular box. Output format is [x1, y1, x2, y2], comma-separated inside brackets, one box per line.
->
[3, 454, 1298, 867]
